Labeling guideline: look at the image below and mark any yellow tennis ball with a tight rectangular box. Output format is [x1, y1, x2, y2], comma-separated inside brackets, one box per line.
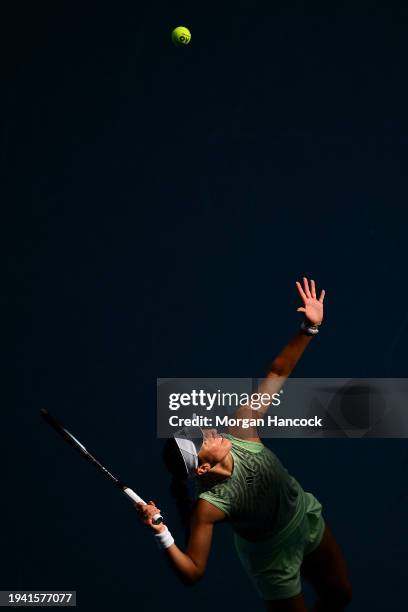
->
[171, 26, 191, 46]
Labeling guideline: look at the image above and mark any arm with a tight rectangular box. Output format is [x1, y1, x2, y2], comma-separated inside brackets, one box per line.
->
[135, 498, 225, 586]
[263, 277, 325, 383]
[228, 277, 325, 439]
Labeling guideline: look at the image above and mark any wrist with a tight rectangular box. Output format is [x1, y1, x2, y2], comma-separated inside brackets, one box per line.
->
[154, 525, 175, 549]
[152, 522, 167, 534]
[304, 317, 322, 327]
[300, 319, 321, 336]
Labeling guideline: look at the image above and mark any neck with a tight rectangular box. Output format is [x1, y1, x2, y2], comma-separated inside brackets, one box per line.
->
[209, 451, 234, 479]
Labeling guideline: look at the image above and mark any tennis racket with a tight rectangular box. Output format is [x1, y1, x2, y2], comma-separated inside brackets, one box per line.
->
[40, 409, 163, 525]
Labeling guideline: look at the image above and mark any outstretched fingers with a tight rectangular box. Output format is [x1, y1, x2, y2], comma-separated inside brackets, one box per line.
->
[303, 277, 312, 298]
[296, 281, 307, 301]
[297, 277, 325, 305]
[310, 279, 317, 299]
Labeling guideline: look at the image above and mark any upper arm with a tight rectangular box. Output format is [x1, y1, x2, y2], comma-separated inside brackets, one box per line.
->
[227, 373, 284, 441]
[185, 499, 225, 577]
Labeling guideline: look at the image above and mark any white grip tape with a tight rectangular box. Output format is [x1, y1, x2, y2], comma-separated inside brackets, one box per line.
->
[154, 526, 174, 549]
[123, 487, 145, 504]
[124, 488, 161, 523]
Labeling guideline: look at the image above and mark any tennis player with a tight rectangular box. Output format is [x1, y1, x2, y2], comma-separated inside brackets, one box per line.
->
[136, 277, 352, 611]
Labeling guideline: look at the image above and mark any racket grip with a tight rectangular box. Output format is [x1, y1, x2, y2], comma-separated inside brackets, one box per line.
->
[123, 487, 145, 505]
[123, 487, 164, 525]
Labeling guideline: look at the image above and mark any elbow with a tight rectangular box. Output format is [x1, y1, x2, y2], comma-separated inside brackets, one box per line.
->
[267, 366, 286, 378]
[268, 359, 293, 378]
[182, 569, 204, 587]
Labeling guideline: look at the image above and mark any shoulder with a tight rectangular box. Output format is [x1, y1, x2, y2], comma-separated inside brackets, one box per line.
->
[230, 434, 263, 443]
[226, 432, 266, 453]
[193, 497, 226, 524]
[226, 411, 263, 442]
[227, 404, 263, 442]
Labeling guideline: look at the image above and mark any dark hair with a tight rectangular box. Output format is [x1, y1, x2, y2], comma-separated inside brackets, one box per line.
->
[162, 438, 197, 542]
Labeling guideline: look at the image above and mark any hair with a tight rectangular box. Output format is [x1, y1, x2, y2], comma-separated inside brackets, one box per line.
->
[162, 438, 197, 543]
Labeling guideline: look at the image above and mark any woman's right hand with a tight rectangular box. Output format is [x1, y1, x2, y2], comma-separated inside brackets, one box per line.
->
[134, 500, 166, 534]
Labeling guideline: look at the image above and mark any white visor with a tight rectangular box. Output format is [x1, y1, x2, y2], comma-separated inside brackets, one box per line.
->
[173, 426, 204, 478]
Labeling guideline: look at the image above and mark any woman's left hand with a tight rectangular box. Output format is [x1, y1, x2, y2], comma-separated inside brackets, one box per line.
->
[295, 277, 325, 326]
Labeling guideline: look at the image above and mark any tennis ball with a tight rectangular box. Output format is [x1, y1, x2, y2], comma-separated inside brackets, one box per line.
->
[171, 26, 191, 46]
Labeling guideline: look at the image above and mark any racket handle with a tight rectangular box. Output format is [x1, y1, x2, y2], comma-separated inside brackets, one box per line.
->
[123, 487, 145, 504]
[123, 487, 164, 525]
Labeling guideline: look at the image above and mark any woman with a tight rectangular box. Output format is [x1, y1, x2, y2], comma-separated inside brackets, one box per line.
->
[136, 278, 352, 611]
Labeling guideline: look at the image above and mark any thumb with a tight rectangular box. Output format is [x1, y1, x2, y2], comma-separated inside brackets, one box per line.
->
[297, 307, 306, 313]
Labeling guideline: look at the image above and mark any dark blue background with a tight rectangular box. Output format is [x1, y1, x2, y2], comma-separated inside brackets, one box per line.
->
[3, 1, 408, 610]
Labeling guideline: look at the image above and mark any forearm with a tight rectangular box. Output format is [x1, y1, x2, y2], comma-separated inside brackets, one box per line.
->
[155, 524, 201, 585]
[164, 541, 202, 585]
[267, 329, 313, 377]
[232, 277, 325, 424]
[138, 500, 214, 587]
[252, 329, 314, 418]
[267, 277, 323, 378]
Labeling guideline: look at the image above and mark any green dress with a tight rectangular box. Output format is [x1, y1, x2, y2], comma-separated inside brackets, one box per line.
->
[197, 434, 325, 600]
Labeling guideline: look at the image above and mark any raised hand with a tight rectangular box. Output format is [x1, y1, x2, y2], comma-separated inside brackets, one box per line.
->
[295, 277, 325, 326]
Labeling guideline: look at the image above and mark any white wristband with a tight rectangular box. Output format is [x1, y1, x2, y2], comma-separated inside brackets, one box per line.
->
[154, 526, 175, 549]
